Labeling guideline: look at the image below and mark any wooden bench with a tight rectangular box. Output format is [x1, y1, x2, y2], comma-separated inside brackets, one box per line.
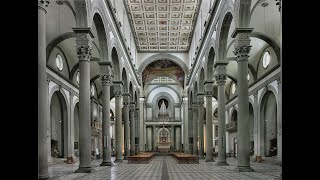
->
[127, 152, 156, 164]
[171, 153, 199, 164]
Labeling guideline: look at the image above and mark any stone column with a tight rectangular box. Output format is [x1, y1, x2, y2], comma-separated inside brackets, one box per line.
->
[214, 61, 229, 166]
[232, 28, 254, 172]
[197, 94, 205, 159]
[171, 125, 175, 150]
[38, 1, 50, 178]
[73, 27, 94, 173]
[204, 81, 215, 162]
[192, 102, 198, 155]
[175, 126, 181, 151]
[122, 93, 130, 160]
[99, 61, 112, 166]
[113, 81, 123, 162]
[152, 125, 157, 151]
[135, 108, 140, 154]
[130, 102, 136, 155]
[183, 97, 189, 153]
[253, 91, 259, 157]
[277, 78, 282, 161]
[139, 98, 145, 152]
[188, 107, 193, 154]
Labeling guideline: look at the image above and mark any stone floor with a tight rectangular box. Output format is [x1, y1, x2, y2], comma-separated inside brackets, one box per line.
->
[48, 156, 282, 180]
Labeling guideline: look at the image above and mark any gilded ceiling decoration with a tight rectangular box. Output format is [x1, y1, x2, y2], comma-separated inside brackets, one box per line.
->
[125, 0, 200, 52]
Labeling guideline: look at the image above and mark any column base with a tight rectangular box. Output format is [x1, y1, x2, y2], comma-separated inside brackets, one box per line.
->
[39, 174, 50, 180]
[114, 159, 123, 163]
[205, 158, 215, 162]
[100, 161, 112, 166]
[75, 167, 94, 173]
[215, 161, 229, 166]
[123, 156, 128, 160]
[234, 166, 254, 172]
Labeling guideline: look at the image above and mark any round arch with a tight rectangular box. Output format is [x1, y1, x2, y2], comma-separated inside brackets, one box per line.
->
[145, 85, 181, 101]
[146, 86, 180, 104]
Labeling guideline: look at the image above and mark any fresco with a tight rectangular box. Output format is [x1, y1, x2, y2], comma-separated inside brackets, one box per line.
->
[142, 60, 185, 87]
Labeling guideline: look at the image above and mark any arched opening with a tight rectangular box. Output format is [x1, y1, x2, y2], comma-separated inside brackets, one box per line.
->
[50, 91, 68, 158]
[111, 47, 120, 80]
[217, 12, 233, 61]
[249, 103, 254, 156]
[199, 68, 205, 93]
[261, 91, 277, 157]
[129, 82, 133, 102]
[231, 109, 237, 157]
[207, 47, 215, 80]
[122, 68, 128, 93]
[74, 102, 80, 157]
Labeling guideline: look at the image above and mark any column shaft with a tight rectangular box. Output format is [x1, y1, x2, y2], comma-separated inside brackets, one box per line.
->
[115, 92, 123, 162]
[130, 103, 136, 155]
[198, 99, 204, 159]
[123, 101, 130, 160]
[205, 94, 214, 162]
[277, 79, 282, 161]
[152, 125, 156, 151]
[100, 74, 112, 166]
[73, 27, 94, 173]
[192, 103, 198, 155]
[38, 1, 50, 178]
[216, 83, 227, 165]
[135, 109, 140, 154]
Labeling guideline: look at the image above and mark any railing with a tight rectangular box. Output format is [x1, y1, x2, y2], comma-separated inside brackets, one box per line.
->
[226, 121, 237, 132]
[145, 117, 181, 122]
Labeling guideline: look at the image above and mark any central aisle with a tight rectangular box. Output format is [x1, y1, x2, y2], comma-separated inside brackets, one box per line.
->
[49, 156, 281, 180]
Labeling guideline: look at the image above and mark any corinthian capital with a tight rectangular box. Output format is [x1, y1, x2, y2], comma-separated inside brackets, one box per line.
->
[38, 0, 50, 12]
[73, 28, 94, 61]
[130, 102, 136, 111]
[113, 81, 123, 97]
[100, 74, 112, 86]
[214, 73, 227, 85]
[233, 45, 252, 61]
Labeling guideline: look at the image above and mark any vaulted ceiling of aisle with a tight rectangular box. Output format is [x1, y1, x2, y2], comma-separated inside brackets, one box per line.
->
[125, 0, 200, 52]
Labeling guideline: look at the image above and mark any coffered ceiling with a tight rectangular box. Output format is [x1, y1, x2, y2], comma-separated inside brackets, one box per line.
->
[125, 0, 200, 52]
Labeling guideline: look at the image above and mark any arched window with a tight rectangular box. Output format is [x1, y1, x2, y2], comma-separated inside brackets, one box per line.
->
[247, 73, 250, 81]
[231, 82, 236, 95]
[76, 71, 80, 84]
[91, 84, 95, 97]
[56, 54, 63, 71]
[262, 51, 271, 68]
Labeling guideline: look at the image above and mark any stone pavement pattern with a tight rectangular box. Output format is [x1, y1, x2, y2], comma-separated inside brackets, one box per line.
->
[48, 156, 281, 180]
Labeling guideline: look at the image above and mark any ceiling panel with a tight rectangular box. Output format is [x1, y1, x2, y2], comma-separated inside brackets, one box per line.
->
[126, 0, 200, 52]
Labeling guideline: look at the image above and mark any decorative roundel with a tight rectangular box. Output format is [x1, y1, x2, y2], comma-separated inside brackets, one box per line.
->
[56, 54, 63, 71]
[262, 51, 270, 69]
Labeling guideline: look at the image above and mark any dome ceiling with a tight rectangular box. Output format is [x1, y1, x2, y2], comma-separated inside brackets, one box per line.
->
[125, 0, 200, 52]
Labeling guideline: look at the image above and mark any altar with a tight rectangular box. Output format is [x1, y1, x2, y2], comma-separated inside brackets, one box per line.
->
[158, 146, 170, 153]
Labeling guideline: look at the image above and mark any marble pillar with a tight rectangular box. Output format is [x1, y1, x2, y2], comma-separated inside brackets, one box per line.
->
[38, 0, 50, 178]
[192, 102, 198, 155]
[113, 81, 123, 162]
[135, 108, 140, 154]
[130, 102, 136, 155]
[122, 93, 130, 160]
[214, 61, 229, 166]
[73, 27, 94, 173]
[232, 28, 254, 172]
[197, 93, 205, 159]
[204, 81, 214, 162]
[99, 61, 112, 166]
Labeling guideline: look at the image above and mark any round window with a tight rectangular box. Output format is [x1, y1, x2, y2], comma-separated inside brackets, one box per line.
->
[231, 82, 236, 94]
[56, 54, 63, 71]
[76, 71, 80, 84]
[91, 84, 95, 97]
[262, 51, 270, 68]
